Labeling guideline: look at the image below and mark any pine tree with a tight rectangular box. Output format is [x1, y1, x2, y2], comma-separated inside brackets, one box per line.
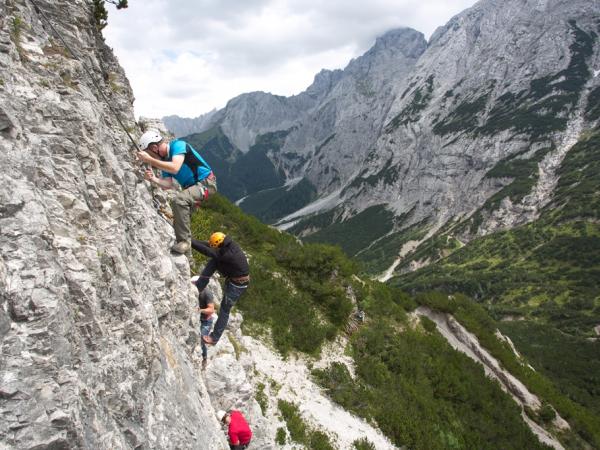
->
[93, 0, 128, 31]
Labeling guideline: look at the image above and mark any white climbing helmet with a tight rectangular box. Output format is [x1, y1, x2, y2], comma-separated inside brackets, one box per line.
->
[217, 410, 227, 422]
[139, 129, 162, 150]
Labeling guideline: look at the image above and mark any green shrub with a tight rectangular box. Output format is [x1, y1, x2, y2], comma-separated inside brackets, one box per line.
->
[416, 291, 457, 314]
[357, 221, 429, 275]
[482, 146, 554, 208]
[539, 403, 557, 424]
[303, 205, 396, 258]
[310, 430, 335, 450]
[312, 362, 373, 419]
[277, 400, 336, 448]
[9, 15, 27, 61]
[499, 321, 600, 417]
[92, 0, 108, 30]
[353, 437, 376, 450]
[191, 194, 356, 355]
[255, 382, 268, 415]
[335, 321, 549, 449]
[420, 315, 437, 333]
[275, 427, 287, 445]
[278, 400, 309, 444]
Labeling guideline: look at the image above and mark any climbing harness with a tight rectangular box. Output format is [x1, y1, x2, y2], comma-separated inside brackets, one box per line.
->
[181, 143, 216, 207]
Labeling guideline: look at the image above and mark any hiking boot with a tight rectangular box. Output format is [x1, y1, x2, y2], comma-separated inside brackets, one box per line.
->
[201, 358, 207, 370]
[171, 241, 190, 254]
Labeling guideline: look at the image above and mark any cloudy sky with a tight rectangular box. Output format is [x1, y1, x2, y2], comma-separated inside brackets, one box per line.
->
[104, 0, 478, 119]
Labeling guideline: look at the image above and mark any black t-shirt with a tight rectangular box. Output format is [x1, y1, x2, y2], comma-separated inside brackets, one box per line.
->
[199, 290, 214, 320]
[191, 236, 250, 278]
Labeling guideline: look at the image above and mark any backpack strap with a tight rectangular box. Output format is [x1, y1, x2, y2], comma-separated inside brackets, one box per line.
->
[184, 143, 211, 184]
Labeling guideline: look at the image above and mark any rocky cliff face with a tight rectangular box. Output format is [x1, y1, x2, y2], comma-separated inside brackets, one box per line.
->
[280, 0, 600, 233]
[0, 1, 228, 448]
[278, 28, 427, 195]
[349, 0, 600, 233]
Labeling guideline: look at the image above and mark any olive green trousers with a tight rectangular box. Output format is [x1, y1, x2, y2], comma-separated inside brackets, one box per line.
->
[172, 176, 217, 242]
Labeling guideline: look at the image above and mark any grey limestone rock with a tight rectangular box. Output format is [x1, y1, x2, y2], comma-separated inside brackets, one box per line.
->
[0, 1, 227, 448]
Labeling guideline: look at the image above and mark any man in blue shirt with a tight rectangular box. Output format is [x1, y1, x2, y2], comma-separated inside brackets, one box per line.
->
[137, 129, 217, 254]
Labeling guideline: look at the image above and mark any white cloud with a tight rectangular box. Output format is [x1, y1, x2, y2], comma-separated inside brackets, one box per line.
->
[104, 0, 478, 118]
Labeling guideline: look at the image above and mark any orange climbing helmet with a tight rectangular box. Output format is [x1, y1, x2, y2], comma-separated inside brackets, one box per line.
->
[209, 232, 226, 248]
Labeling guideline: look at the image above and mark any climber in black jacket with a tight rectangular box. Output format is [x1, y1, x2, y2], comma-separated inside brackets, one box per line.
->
[192, 232, 249, 346]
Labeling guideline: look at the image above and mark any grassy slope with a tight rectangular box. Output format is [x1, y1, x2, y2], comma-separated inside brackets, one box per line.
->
[191, 194, 356, 355]
[389, 127, 600, 447]
[239, 177, 317, 224]
[498, 321, 600, 416]
[299, 204, 396, 258]
[397, 221, 600, 336]
[189, 195, 597, 449]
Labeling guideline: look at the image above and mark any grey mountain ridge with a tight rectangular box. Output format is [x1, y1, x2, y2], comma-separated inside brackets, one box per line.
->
[164, 0, 600, 277]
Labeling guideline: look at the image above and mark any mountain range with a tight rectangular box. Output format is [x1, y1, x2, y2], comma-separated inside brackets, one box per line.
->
[164, 0, 600, 279]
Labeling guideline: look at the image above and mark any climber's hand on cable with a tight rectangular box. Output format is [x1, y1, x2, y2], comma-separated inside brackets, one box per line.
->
[144, 169, 155, 182]
[137, 150, 152, 163]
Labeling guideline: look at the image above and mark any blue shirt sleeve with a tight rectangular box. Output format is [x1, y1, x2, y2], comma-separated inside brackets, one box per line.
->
[170, 140, 187, 156]
[161, 141, 187, 178]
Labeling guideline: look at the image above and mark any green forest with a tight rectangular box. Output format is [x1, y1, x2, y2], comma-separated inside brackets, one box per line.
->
[389, 128, 600, 447]
[384, 128, 600, 449]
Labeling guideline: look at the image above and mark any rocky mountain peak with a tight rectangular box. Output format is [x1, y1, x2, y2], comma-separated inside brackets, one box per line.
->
[373, 27, 427, 58]
[342, 27, 427, 81]
[191, 0, 599, 283]
[305, 68, 344, 98]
